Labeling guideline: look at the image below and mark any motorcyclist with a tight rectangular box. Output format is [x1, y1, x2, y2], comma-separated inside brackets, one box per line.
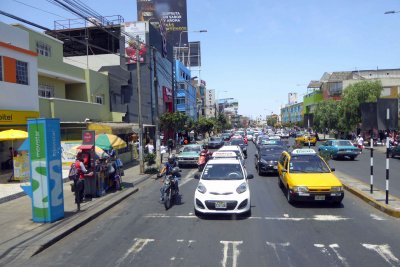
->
[159, 155, 180, 201]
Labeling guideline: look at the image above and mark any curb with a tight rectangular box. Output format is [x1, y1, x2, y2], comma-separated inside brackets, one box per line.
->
[32, 187, 140, 256]
[337, 171, 400, 218]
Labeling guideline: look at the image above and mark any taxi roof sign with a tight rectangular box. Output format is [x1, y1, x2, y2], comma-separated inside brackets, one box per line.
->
[262, 140, 278, 145]
[212, 151, 238, 158]
[291, 149, 317, 155]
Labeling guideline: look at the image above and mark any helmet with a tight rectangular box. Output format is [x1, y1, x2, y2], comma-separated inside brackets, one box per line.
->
[168, 154, 175, 164]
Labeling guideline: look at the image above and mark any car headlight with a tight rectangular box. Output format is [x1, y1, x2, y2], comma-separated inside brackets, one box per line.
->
[331, 186, 343, 192]
[197, 182, 207, 194]
[292, 186, 308, 193]
[236, 182, 248, 194]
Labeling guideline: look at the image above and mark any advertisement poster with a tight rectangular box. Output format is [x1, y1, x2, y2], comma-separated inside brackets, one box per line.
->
[137, 0, 188, 47]
[13, 152, 30, 181]
[28, 118, 64, 223]
[61, 140, 82, 167]
[124, 22, 147, 64]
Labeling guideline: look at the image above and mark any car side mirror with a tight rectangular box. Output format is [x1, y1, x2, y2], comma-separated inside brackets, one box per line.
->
[247, 174, 254, 179]
[330, 168, 335, 172]
[194, 174, 200, 179]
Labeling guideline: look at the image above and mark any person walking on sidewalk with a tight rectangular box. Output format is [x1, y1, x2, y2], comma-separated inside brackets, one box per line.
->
[74, 152, 93, 205]
[357, 135, 364, 153]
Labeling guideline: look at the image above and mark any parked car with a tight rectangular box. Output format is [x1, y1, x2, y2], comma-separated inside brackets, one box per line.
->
[318, 140, 360, 160]
[277, 149, 344, 205]
[208, 137, 224, 149]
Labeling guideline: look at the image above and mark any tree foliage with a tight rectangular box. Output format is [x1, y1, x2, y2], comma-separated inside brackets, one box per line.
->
[195, 117, 215, 136]
[313, 100, 340, 132]
[159, 112, 189, 132]
[337, 80, 382, 132]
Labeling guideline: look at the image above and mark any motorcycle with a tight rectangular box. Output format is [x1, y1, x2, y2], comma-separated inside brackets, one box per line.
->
[162, 167, 181, 210]
[197, 150, 212, 172]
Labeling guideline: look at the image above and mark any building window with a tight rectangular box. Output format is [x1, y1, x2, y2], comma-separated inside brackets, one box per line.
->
[38, 84, 54, 98]
[95, 95, 104, 104]
[16, 60, 28, 85]
[36, 41, 52, 57]
[0, 56, 2, 81]
[328, 82, 342, 96]
[176, 97, 185, 105]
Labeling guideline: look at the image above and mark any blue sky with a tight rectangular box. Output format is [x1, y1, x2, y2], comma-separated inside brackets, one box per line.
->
[2, 0, 400, 118]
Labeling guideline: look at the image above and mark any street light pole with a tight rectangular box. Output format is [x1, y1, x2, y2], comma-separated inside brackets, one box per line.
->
[135, 35, 144, 174]
[177, 30, 207, 62]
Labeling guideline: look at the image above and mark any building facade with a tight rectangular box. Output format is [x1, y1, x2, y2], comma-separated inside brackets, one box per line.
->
[175, 60, 197, 119]
[281, 102, 303, 125]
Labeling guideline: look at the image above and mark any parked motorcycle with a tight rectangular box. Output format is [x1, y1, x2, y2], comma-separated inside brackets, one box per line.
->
[197, 149, 212, 172]
[162, 167, 181, 210]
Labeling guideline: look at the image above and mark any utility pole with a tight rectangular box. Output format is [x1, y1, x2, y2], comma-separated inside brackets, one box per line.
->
[152, 47, 161, 168]
[136, 36, 144, 174]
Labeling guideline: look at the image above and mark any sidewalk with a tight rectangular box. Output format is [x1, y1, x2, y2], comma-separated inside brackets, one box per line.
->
[0, 160, 157, 266]
[336, 170, 400, 218]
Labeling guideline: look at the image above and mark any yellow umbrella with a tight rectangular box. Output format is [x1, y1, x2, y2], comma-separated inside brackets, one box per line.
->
[0, 130, 28, 180]
[0, 129, 28, 141]
[95, 134, 127, 150]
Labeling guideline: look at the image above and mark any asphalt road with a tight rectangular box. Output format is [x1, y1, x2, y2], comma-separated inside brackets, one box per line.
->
[28, 141, 400, 267]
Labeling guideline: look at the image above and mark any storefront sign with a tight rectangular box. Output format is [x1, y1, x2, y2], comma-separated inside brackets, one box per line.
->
[163, 86, 173, 102]
[28, 118, 64, 223]
[0, 110, 39, 125]
[82, 130, 95, 146]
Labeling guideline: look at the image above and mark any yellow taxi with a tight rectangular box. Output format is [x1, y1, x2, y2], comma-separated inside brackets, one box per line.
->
[295, 133, 317, 146]
[277, 149, 344, 204]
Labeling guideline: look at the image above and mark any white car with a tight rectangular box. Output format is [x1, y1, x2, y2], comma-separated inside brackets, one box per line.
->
[218, 145, 246, 164]
[194, 158, 254, 216]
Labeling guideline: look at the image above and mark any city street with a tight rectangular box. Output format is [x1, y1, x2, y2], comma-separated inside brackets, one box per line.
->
[27, 141, 400, 267]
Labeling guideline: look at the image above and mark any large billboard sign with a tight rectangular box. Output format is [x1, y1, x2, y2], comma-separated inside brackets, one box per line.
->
[137, 0, 188, 48]
[124, 22, 147, 64]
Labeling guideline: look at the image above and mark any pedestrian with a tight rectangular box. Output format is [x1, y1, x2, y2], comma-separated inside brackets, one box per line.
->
[357, 135, 364, 152]
[74, 152, 93, 204]
[145, 140, 154, 154]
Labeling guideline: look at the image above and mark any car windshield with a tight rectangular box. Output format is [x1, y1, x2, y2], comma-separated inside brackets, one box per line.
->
[260, 146, 285, 156]
[182, 146, 201, 153]
[334, 140, 353, 146]
[202, 163, 244, 180]
[230, 139, 244, 145]
[289, 155, 331, 173]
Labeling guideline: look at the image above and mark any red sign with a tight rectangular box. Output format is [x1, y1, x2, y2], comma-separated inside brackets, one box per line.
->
[163, 86, 173, 103]
[82, 130, 95, 145]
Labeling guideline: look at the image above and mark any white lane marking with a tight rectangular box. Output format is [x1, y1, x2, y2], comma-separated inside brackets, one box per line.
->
[145, 214, 350, 221]
[115, 238, 154, 267]
[266, 242, 290, 262]
[370, 214, 386, 221]
[220, 241, 243, 267]
[283, 214, 289, 218]
[177, 239, 184, 242]
[314, 244, 329, 255]
[362, 244, 400, 266]
[179, 169, 197, 187]
[329, 244, 349, 267]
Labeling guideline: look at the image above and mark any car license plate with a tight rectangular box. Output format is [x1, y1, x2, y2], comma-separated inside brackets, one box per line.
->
[315, 195, 325, 201]
[215, 201, 227, 209]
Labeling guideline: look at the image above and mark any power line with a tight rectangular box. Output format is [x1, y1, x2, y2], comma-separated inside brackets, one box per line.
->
[12, 0, 70, 19]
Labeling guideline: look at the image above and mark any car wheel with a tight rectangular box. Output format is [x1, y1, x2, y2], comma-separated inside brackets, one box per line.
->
[194, 209, 203, 218]
[243, 209, 252, 217]
[258, 165, 263, 176]
[278, 177, 284, 188]
[287, 187, 294, 204]
[350, 156, 355, 161]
